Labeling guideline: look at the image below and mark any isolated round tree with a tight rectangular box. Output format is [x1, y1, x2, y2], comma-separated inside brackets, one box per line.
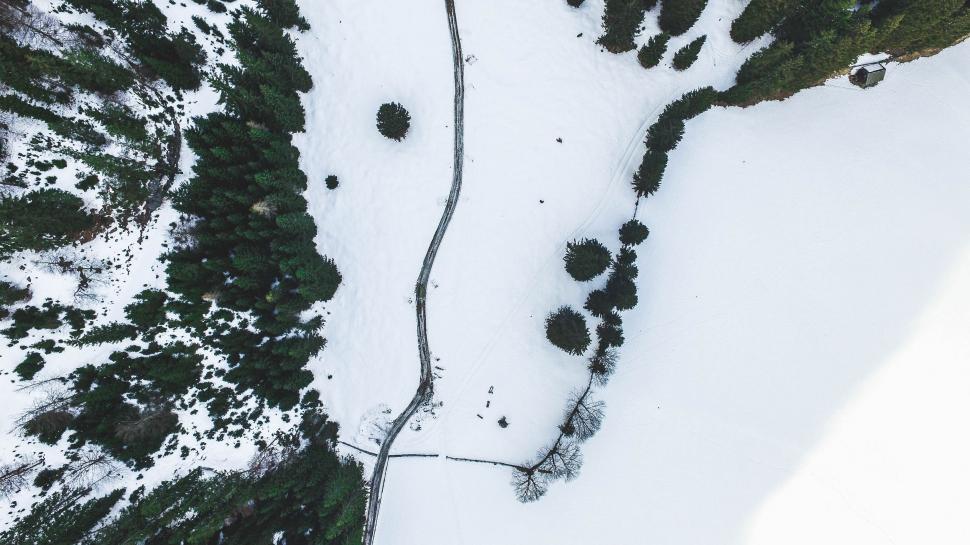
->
[545, 306, 591, 355]
[619, 219, 650, 246]
[376, 102, 411, 141]
[325, 175, 339, 189]
[564, 238, 611, 281]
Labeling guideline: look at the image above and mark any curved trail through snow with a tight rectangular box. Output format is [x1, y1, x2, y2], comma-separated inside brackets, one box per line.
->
[361, 2, 464, 544]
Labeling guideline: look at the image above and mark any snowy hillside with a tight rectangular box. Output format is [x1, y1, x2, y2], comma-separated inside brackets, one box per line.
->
[2, 0, 968, 543]
[367, 33, 970, 545]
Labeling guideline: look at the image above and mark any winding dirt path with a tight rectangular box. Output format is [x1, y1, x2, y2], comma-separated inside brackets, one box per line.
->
[361, 2, 464, 543]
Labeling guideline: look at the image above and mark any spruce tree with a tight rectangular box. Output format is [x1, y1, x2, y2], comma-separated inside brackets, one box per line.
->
[645, 115, 685, 152]
[637, 32, 670, 68]
[546, 306, 592, 355]
[564, 238, 612, 281]
[658, 0, 709, 35]
[377, 102, 411, 141]
[672, 35, 706, 70]
[730, 0, 799, 43]
[619, 219, 650, 246]
[0, 189, 94, 255]
[632, 149, 667, 198]
[597, 0, 650, 53]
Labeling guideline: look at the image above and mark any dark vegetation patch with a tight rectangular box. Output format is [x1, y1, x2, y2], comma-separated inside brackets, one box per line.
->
[377, 102, 411, 141]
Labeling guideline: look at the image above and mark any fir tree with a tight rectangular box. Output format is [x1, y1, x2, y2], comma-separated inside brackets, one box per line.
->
[564, 238, 612, 281]
[257, 0, 310, 31]
[672, 35, 706, 70]
[0, 488, 123, 545]
[597, 0, 650, 53]
[730, 0, 799, 43]
[632, 149, 667, 198]
[658, 0, 709, 36]
[619, 219, 650, 246]
[546, 306, 592, 355]
[377, 102, 411, 141]
[0, 189, 94, 254]
[645, 114, 685, 152]
[637, 32, 670, 68]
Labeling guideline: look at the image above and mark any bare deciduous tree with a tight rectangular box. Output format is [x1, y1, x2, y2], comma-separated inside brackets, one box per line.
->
[563, 392, 605, 442]
[511, 467, 549, 503]
[0, 0, 65, 46]
[589, 348, 618, 386]
[62, 448, 119, 489]
[35, 251, 108, 301]
[0, 456, 43, 498]
[537, 440, 582, 482]
[16, 386, 73, 430]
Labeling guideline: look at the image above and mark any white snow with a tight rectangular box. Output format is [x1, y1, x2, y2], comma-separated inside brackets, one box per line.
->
[2, 0, 968, 542]
[293, 1, 970, 543]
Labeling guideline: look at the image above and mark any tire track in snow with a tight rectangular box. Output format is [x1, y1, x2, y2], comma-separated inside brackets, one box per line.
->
[362, 1, 464, 543]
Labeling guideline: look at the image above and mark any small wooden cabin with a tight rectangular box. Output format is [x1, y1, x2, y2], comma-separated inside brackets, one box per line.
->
[851, 64, 886, 88]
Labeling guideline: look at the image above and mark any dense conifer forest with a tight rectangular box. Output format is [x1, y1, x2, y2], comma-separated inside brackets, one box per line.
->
[1, 0, 365, 541]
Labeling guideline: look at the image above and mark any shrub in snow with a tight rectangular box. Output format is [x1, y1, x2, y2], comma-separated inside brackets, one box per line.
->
[619, 219, 650, 246]
[672, 35, 706, 70]
[0, 281, 30, 317]
[658, 0, 708, 36]
[377, 102, 411, 141]
[637, 32, 670, 69]
[545, 306, 591, 355]
[566, 0, 585, 7]
[325, 175, 339, 189]
[15, 352, 45, 380]
[564, 238, 611, 281]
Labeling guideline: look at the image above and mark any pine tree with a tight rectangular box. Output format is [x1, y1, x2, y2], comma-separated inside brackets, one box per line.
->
[605, 271, 638, 311]
[546, 306, 592, 355]
[730, 0, 799, 43]
[637, 32, 670, 68]
[658, 0, 709, 36]
[257, 0, 310, 31]
[632, 149, 667, 198]
[0, 488, 123, 545]
[645, 115, 685, 152]
[584, 289, 614, 317]
[597, 0, 650, 53]
[377, 102, 411, 141]
[564, 238, 612, 281]
[0, 189, 94, 255]
[672, 35, 706, 70]
[619, 219, 650, 246]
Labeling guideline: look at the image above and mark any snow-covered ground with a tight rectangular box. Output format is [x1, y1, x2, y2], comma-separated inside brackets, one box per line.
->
[295, 1, 970, 543]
